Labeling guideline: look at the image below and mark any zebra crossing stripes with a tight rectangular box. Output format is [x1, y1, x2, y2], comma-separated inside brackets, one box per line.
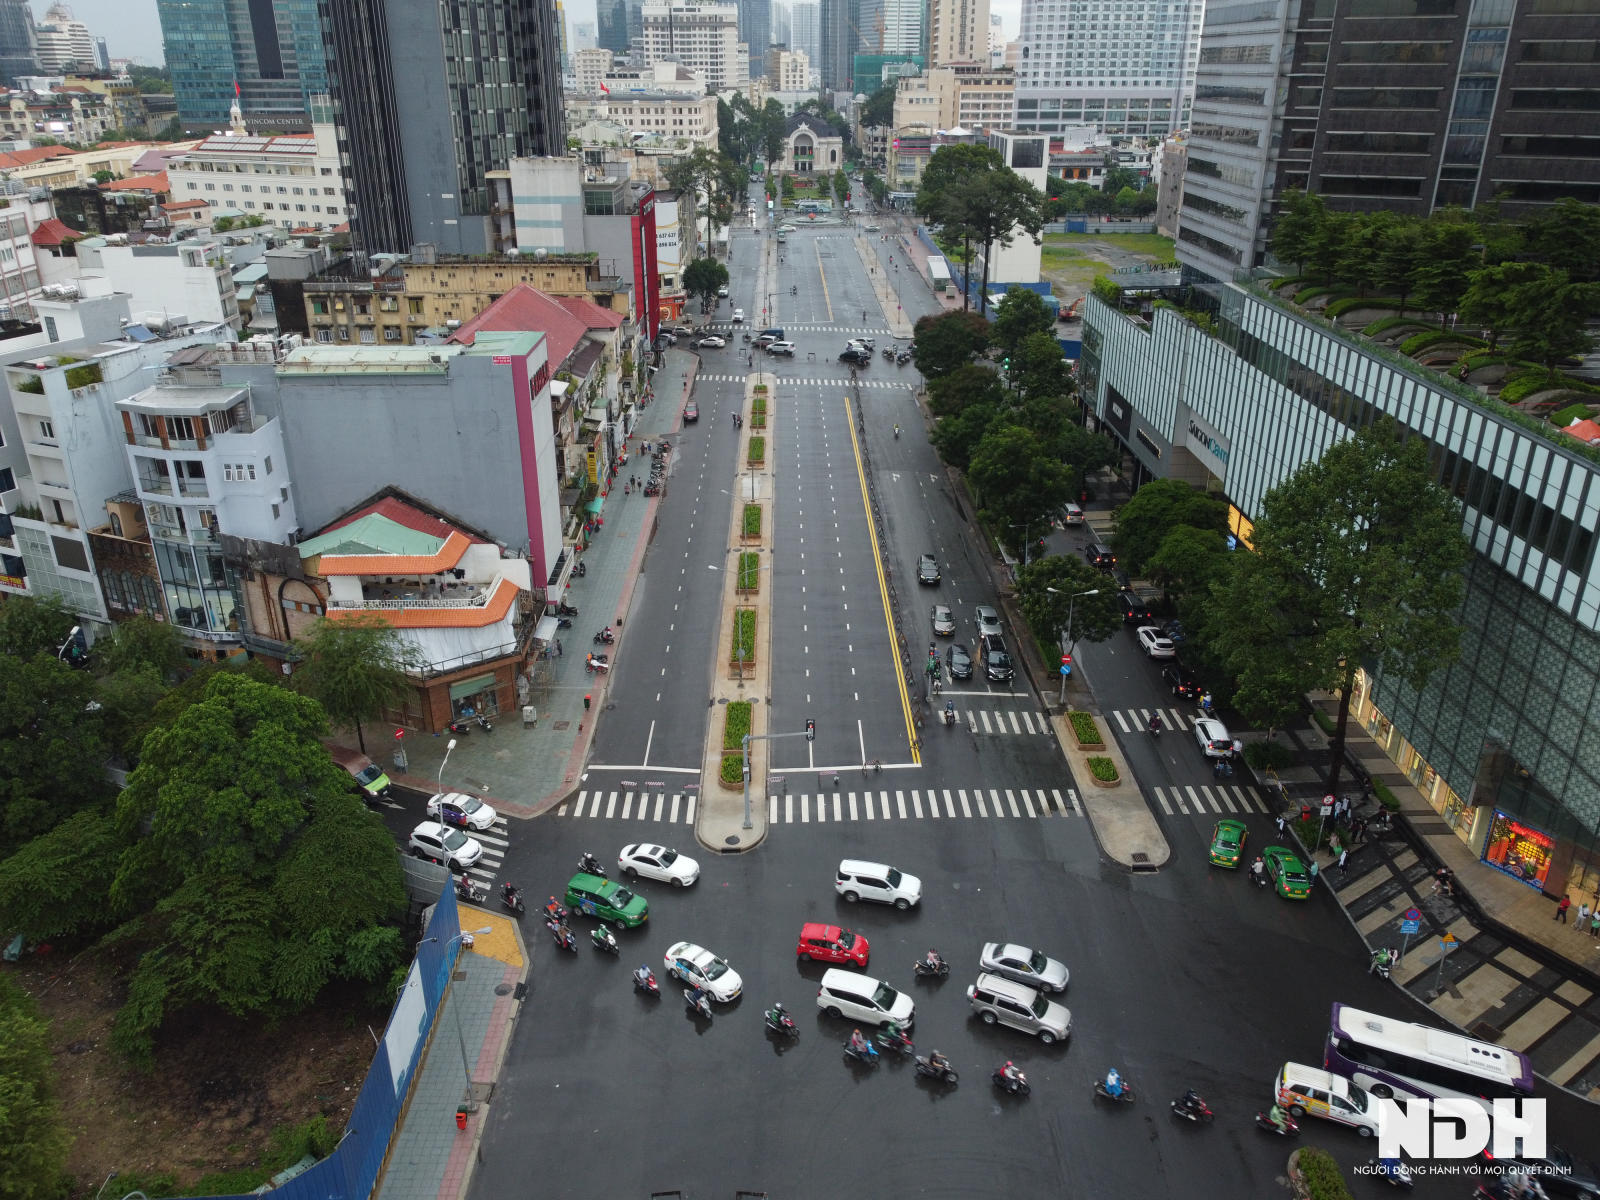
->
[695, 373, 913, 390]
[1109, 706, 1201, 735]
[557, 786, 1084, 824]
[1150, 783, 1270, 817]
[967, 708, 1051, 736]
[461, 821, 508, 888]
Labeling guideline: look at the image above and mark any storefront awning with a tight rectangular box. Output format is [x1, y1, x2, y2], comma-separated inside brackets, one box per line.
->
[448, 673, 498, 702]
[534, 615, 560, 643]
[586, 495, 605, 514]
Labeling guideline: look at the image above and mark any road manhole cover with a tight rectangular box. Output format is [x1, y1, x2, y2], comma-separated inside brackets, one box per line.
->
[724, 835, 741, 846]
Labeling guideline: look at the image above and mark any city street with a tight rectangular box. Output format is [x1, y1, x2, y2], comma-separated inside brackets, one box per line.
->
[456, 211, 1592, 1198]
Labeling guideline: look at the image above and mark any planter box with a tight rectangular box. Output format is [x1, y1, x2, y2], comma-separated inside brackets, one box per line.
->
[1085, 756, 1120, 787]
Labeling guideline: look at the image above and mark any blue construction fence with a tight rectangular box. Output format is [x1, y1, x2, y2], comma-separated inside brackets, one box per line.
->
[182, 893, 465, 1200]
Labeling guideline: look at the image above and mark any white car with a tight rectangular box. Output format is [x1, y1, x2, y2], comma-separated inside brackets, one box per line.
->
[1136, 626, 1176, 658]
[1194, 716, 1234, 758]
[695, 334, 726, 348]
[408, 821, 483, 872]
[979, 942, 1071, 993]
[618, 843, 701, 887]
[664, 941, 742, 1001]
[732, 308, 745, 323]
[1061, 502, 1085, 525]
[718, 284, 730, 297]
[425, 791, 498, 832]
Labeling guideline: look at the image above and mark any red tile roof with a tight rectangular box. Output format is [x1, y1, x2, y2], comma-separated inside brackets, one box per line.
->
[163, 198, 209, 212]
[448, 283, 587, 368]
[100, 170, 170, 193]
[0, 145, 76, 169]
[30, 217, 86, 247]
[317, 494, 490, 545]
[555, 295, 624, 329]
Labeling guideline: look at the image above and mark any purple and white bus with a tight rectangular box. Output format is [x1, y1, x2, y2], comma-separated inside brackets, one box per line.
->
[1326, 1003, 1535, 1108]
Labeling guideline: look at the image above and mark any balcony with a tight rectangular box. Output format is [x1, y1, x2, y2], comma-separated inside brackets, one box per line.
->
[149, 522, 218, 546]
[328, 577, 493, 612]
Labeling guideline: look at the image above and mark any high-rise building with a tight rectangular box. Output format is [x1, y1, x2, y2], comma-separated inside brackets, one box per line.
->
[573, 20, 599, 51]
[641, 3, 749, 91]
[737, 0, 771, 79]
[34, 3, 95, 72]
[790, 0, 820, 73]
[321, 0, 566, 261]
[597, 0, 643, 53]
[1178, 0, 1600, 282]
[988, 12, 1004, 67]
[928, 0, 989, 68]
[158, 0, 328, 132]
[767, 46, 810, 90]
[1013, 0, 1203, 138]
[771, 2, 791, 49]
[818, 0, 858, 91]
[0, 0, 35, 86]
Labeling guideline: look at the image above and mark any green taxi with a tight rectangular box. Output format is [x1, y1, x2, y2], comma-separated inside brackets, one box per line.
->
[1262, 845, 1313, 900]
[1208, 819, 1248, 869]
[565, 873, 650, 928]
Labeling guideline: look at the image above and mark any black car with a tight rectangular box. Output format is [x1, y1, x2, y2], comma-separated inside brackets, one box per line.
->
[840, 347, 872, 365]
[947, 643, 973, 680]
[1161, 660, 1201, 700]
[1117, 590, 1152, 624]
[917, 554, 941, 585]
[1085, 542, 1117, 570]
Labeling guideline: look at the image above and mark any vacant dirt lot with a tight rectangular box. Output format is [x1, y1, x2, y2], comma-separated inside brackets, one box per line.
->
[14, 953, 382, 1197]
[1040, 232, 1177, 306]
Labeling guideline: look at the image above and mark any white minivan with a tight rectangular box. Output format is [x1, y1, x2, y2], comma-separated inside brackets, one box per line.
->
[816, 968, 915, 1028]
[1275, 1062, 1380, 1136]
[835, 859, 922, 909]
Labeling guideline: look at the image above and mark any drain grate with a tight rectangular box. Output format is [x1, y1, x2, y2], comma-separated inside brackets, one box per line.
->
[1130, 852, 1158, 874]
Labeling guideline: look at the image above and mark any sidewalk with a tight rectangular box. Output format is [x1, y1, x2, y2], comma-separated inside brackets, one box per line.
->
[374, 915, 527, 1200]
[1266, 700, 1600, 1101]
[348, 348, 704, 819]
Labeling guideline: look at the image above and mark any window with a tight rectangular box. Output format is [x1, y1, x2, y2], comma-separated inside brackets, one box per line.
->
[384, 326, 402, 341]
[315, 329, 333, 343]
[271, 503, 280, 519]
[263, 456, 272, 475]
[0, 466, 13, 493]
[38, 419, 54, 440]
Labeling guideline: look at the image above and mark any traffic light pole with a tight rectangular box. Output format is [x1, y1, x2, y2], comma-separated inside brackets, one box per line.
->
[742, 726, 816, 830]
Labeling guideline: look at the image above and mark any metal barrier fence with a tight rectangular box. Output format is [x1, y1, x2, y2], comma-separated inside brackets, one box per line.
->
[182, 893, 465, 1200]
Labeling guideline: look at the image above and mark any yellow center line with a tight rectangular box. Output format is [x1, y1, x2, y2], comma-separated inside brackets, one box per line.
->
[815, 238, 833, 324]
[843, 394, 920, 762]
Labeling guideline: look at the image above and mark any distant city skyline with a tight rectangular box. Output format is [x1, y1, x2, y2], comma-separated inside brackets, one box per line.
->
[32, 0, 163, 63]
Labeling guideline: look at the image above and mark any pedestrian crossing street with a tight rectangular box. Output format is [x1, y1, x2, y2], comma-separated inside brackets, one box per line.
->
[697, 373, 915, 390]
[559, 786, 1084, 824]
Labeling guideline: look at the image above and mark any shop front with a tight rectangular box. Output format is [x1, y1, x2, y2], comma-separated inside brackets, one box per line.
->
[1482, 811, 1555, 891]
[449, 672, 502, 721]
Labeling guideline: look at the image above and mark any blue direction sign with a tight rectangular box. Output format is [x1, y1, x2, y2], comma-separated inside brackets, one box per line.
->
[1400, 919, 1420, 934]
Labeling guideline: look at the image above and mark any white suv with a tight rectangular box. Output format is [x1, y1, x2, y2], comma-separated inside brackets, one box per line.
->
[408, 821, 484, 872]
[1194, 717, 1234, 759]
[835, 859, 922, 909]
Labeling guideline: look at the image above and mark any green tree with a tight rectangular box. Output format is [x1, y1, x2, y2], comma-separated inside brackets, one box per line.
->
[929, 402, 1000, 471]
[761, 99, 787, 164]
[1500, 265, 1600, 373]
[1269, 189, 1326, 274]
[1143, 525, 1230, 604]
[1337, 212, 1392, 297]
[1411, 221, 1477, 327]
[927, 362, 1004, 418]
[0, 808, 125, 941]
[1199, 419, 1471, 791]
[947, 171, 1045, 315]
[1305, 210, 1358, 286]
[289, 616, 421, 753]
[993, 287, 1054, 363]
[1011, 329, 1074, 405]
[0, 596, 79, 661]
[860, 83, 895, 128]
[665, 148, 744, 256]
[1458, 261, 1541, 352]
[1519, 197, 1600, 281]
[94, 613, 185, 680]
[0, 975, 71, 1200]
[1015, 555, 1122, 656]
[911, 309, 991, 376]
[0, 656, 109, 854]
[915, 144, 1006, 309]
[684, 257, 731, 307]
[1112, 479, 1229, 575]
[109, 674, 406, 1064]
[1376, 218, 1428, 313]
[93, 664, 172, 762]
[968, 424, 1072, 558]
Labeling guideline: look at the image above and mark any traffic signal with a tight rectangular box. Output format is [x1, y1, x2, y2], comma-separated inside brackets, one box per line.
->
[806, 718, 816, 741]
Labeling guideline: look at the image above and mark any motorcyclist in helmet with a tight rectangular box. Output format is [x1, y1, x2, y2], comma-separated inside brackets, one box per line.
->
[1268, 1102, 1291, 1133]
[1104, 1068, 1125, 1098]
[849, 1028, 870, 1055]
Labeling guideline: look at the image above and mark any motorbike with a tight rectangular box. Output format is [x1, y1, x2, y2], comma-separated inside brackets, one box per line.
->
[912, 955, 950, 979]
[1370, 947, 1397, 980]
[941, 702, 957, 727]
[591, 925, 619, 954]
[593, 629, 615, 645]
[557, 601, 579, 616]
[585, 654, 610, 674]
[499, 884, 526, 917]
[542, 899, 569, 924]
[1170, 1094, 1214, 1123]
[843, 1039, 880, 1065]
[1251, 865, 1269, 889]
[1366, 1159, 1415, 1190]
[574, 560, 587, 577]
[446, 719, 471, 736]
[685, 988, 713, 1020]
[1254, 1110, 1300, 1137]
[882, 347, 895, 361]
[455, 877, 485, 904]
[897, 351, 912, 365]
[1094, 1074, 1135, 1104]
[877, 1028, 914, 1056]
[551, 923, 577, 952]
[578, 852, 607, 878]
[633, 966, 660, 996]
[556, 616, 574, 630]
[476, 714, 493, 734]
[914, 1055, 958, 1084]
[1149, 717, 1162, 737]
[764, 1006, 799, 1038]
[992, 1066, 1030, 1097]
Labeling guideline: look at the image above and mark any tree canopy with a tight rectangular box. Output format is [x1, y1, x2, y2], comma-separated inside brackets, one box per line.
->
[1111, 479, 1229, 576]
[1016, 555, 1122, 657]
[290, 615, 421, 753]
[0, 975, 71, 1200]
[684, 257, 731, 305]
[993, 287, 1055, 364]
[912, 310, 991, 376]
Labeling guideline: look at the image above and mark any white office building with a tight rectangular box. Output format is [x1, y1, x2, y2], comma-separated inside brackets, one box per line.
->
[641, 3, 750, 91]
[1013, 0, 1203, 137]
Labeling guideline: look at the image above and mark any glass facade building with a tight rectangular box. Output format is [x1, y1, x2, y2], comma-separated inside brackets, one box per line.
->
[1079, 283, 1600, 898]
[158, 0, 328, 132]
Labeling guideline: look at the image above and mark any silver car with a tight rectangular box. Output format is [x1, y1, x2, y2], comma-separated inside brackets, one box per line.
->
[979, 942, 1070, 992]
[975, 605, 1002, 638]
[931, 604, 956, 637]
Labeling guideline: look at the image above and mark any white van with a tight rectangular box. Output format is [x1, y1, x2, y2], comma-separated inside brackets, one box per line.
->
[1275, 1062, 1379, 1136]
[816, 968, 915, 1028]
[835, 859, 922, 909]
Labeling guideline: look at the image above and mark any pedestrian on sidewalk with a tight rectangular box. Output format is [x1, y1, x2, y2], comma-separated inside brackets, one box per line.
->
[1276, 813, 1287, 837]
[556, 639, 563, 657]
[1555, 894, 1572, 923]
[1578, 900, 1593, 930]
[1338, 848, 1349, 878]
[1309, 860, 1320, 888]
[1590, 910, 1600, 938]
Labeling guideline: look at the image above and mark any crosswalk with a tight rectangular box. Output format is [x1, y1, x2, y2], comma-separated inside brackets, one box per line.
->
[557, 786, 1084, 824]
[696, 372, 915, 390]
[700, 323, 896, 335]
[463, 820, 509, 889]
[962, 708, 1053, 736]
[1106, 706, 1207, 735]
[1151, 783, 1272, 817]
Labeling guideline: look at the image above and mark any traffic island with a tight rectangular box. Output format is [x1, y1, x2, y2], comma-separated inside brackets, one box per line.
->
[1051, 710, 1171, 871]
[694, 371, 778, 853]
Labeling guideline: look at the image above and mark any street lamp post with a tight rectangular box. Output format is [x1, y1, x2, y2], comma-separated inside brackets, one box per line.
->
[1009, 522, 1035, 567]
[424, 926, 494, 1108]
[438, 737, 458, 794]
[1047, 587, 1100, 704]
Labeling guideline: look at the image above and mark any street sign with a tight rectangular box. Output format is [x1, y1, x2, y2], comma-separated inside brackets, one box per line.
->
[1404, 907, 1421, 922]
[1439, 933, 1457, 950]
[1320, 798, 1335, 816]
[1060, 664, 1070, 676]
[1400, 919, 1419, 935]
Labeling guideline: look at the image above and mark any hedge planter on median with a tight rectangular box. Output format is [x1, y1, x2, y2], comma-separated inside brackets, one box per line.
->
[1086, 756, 1119, 787]
[1069, 711, 1105, 749]
[747, 436, 766, 467]
[736, 552, 761, 594]
[1289, 1147, 1352, 1200]
[741, 503, 762, 543]
[719, 700, 754, 789]
[751, 396, 768, 429]
[729, 608, 757, 678]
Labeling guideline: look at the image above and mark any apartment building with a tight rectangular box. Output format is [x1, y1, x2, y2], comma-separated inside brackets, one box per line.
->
[928, 0, 991, 67]
[563, 91, 720, 149]
[641, 3, 749, 91]
[892, 64, 1014, 133]
[75, 236, 242, 332]
[766, 47, 811, 91]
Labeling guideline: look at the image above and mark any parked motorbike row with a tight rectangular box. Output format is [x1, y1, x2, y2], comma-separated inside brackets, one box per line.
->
[445, 713, 494, 736]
